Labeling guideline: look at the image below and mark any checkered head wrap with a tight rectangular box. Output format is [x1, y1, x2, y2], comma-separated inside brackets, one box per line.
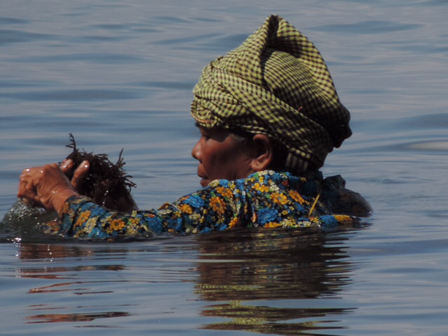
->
[191, 15, 352, 173]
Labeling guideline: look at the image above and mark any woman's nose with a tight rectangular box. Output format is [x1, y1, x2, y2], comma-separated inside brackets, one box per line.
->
[192, 140, 201, 161]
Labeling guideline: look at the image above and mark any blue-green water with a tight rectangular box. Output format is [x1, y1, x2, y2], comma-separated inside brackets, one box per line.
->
[1, 0, 448, 335]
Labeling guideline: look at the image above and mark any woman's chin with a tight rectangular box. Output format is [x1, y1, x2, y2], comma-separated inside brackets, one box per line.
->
[200, 179, 210, 188]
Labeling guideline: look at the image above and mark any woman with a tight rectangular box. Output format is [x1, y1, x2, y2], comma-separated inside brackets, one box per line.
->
[17, 15, 371, 239]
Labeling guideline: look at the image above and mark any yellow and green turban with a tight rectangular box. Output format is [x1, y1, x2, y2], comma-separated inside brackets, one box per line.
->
[191, 15, 352, 173]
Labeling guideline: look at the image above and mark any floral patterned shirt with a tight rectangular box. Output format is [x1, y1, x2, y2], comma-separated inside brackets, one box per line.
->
[45, 170, 370, 240]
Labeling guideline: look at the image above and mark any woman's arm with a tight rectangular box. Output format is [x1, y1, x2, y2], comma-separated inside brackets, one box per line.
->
[18, 163, 246, 239]
[46, 182, 246, 239]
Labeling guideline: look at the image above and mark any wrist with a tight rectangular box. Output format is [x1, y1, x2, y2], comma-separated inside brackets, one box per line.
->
[51, 188, 79, 215]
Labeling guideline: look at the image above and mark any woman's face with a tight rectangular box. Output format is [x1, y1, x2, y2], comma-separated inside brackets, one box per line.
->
[192, 126, 254, 187]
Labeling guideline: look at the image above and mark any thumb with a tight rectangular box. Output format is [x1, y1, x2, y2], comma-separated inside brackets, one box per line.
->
[60, 159, 74, 175]
[71, 160, 90, 190]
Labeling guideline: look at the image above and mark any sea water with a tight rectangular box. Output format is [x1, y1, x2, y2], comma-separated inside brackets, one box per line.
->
[1, 0, 448, 335]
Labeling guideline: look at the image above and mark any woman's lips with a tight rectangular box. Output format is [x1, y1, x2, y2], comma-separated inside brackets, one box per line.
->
[197, 167, 209, 187]
[198, 174, 209, 187]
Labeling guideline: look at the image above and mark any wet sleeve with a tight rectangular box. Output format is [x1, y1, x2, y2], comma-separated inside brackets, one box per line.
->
[51, 181, 248, 239]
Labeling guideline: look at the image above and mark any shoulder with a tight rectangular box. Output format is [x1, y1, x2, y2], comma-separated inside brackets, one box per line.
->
[204, 170, 289, 190]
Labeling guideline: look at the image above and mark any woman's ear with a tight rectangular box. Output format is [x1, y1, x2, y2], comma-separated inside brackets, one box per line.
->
[250, 134, 274, 172]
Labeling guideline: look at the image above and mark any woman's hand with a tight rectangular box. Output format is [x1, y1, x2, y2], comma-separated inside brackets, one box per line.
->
[17, 163, 79, 214]
[60, 159, 90, 192]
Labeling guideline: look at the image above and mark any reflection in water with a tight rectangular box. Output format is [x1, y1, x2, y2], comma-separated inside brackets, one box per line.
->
[13, 227, 358, 335]
[16, 243, 129, 326]
[26, 311, 129, 324]
[18, 243, 95, 260]
[195, 228, 356, 335]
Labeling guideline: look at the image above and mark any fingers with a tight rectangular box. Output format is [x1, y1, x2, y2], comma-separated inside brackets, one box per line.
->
[18, 168, 34, 197]
[17, 167, 43, 207]
[18, 187, 42, 208]
[59, 159, 90, 191]
[60, 159, 74, 174]
[71, 160, 89, 190]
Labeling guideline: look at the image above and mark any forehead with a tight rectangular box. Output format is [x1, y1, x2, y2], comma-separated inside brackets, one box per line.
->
[195, 123, 225, 134]
[195, 123, 231, 141]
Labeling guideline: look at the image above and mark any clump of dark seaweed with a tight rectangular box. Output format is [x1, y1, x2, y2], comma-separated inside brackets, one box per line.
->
[65, 133, 137, 213]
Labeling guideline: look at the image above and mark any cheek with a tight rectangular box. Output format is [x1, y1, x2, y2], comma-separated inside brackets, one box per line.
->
[202, 146, 217, 168]
[201, 143, 226, 173]
[208, 149, 238, 177]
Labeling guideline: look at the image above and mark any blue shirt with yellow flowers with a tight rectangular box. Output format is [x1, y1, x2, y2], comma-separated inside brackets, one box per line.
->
[44, 170, 370, 240]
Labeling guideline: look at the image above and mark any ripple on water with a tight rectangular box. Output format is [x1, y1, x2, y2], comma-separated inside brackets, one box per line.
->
[0, 29, 55, 44]
[314, 20, 421, 34]
[407, 141, 448, 151]
[0, 89, 142, 102]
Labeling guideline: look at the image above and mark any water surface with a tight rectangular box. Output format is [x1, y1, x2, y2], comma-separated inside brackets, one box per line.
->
[1, 0, 448, 335]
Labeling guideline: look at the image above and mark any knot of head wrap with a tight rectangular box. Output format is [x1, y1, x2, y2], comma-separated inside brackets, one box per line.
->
[191, 15, 352, 173]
